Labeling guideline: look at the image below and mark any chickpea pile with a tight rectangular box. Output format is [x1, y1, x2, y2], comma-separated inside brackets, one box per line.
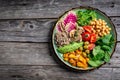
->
[63, 41, 90, 69]
[90, 19, 111, 38]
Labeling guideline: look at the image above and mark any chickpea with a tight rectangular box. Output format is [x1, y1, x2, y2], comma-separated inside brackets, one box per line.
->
[92, 25, 95, 28]
[103, 32, 107, 35]
[83, 45, 88, 49]
[85, 50, 90, 54]
[96, 21, 99, 25]
[79, 47, 83, 51]
[108, 28, 111, 30]
[107, 31, 110, 34]
[93, 30, 96, 33]
[103, 22, 107, 25]
[90, 21, 94, 25]
[97, 30, 100, 32]
[99, 19, 102, 24]
[90, 19, 111, 37]
[82, 52, 87, 58]
[84, 41, 89, 45]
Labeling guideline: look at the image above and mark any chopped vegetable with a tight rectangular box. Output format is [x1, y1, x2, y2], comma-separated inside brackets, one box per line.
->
[57, 42, 83, 53]
[65, 22, 77, 32]
[64, 12, 77, 25]
[82, 32, 91, 41]
[83, 26, 92, 33]
[90, 33, 97, 43]
[88, 43, 95, 50]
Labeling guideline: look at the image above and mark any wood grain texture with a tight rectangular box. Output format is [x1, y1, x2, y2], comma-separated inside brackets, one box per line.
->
[0, 65, 113, 80]
[0, 41, 118, 68]
[112, 68, 120, 80]
[0, 42, 56, 65]
[0, 19, 56, 42]
[0, 0, 119, 80]
[0, 0, 119, 19]
[0, 17, 119, 42]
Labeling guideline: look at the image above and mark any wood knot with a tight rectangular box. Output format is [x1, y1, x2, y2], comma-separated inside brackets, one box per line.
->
[110, 2, 115, 8]
[29, 25, 34, 29]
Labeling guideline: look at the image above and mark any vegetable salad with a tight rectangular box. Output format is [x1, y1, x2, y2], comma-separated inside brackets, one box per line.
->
[54, 9, 115, 69]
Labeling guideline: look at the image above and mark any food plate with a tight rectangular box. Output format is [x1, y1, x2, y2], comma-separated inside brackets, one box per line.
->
[51, 6, 117, 71]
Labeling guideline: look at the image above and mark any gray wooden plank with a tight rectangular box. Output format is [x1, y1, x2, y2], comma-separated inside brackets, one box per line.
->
[112, 68, 120, 80]
[0, 41, 118, 68]
[0, 19, 56, 42]
[0, 65, 112, 80]
[0, 0, 119, 19]
[0, 42, 56, 65]
[108, 43, 120, 68]
[0, 17, 119, 42]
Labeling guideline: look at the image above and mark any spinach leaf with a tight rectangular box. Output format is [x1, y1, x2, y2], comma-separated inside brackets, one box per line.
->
[92, 46, 101, 56]
[91, 47, 105, 61]
[88, 60, 103, 67]
[95, 50, 105, 60]
[102, 34, 112, 45]
[101, 45, 111, 51]
[104, 53, 110, 62]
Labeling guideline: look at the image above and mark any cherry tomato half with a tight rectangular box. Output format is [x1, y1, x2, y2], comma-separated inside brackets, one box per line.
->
[88, 43, 95, 50]
[83, 26, 92, 33]
[82, 32, 91, 41]
[90, 33, 97, 43]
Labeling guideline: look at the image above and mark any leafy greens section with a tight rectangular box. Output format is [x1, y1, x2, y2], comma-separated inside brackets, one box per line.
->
[88, 34, 114, 67]
[77, 10, 96, 26]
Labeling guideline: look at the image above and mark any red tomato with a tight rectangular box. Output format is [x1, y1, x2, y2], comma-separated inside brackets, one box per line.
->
[83, 26, 92, 33]
[88, 44, 95, 50]
[82, 32, 91, 41]
[90, 33, 97, 43]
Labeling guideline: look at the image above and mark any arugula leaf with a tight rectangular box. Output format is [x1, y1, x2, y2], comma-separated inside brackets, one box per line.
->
[77, 10, 96, 26]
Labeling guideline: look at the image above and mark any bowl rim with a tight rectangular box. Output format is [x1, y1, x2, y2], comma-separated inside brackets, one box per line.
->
[51, 6, 117, 71]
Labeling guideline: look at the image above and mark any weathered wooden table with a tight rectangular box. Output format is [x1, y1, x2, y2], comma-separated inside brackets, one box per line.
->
[0, 0, 119, 80]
